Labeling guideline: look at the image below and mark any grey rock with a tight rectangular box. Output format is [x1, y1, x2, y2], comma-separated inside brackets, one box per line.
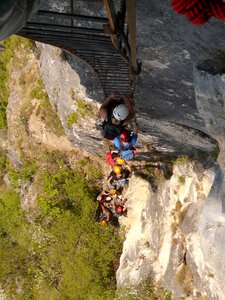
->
[7, 147, 22, 168]
[36, 0, 222, 158]
[194, 66, 225, 212]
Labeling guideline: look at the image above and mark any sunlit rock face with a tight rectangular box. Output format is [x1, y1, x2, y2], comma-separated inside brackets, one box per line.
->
[193, 66, 225, 299]
[37, 42, 104, 155]
[116, 163, 225, 299]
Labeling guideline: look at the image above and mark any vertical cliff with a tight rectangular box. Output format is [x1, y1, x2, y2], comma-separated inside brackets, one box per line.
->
[116, 161, 224, 299]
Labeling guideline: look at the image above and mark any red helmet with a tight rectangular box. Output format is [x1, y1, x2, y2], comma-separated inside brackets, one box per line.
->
[120, 131, 128, 142]
[117, 206, 123, 213]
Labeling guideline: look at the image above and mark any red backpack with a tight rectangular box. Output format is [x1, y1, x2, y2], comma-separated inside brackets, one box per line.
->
[106, 151, 116, 166]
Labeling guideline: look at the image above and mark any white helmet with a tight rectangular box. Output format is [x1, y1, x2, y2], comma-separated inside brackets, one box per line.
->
[113, 104, 129, 121]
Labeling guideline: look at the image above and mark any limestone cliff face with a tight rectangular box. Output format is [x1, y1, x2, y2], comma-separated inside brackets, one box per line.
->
[117, 162, 218, 299]
[37, 43, 104, 155]
[194, 67, 225, 212]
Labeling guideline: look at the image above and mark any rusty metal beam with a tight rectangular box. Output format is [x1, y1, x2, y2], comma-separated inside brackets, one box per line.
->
[70, 0, 74, 27]
[26, 22, 107, 35]
[126, 0, 138, 70]
[103, 0, 117, 32]
[37, 10, 108, 23]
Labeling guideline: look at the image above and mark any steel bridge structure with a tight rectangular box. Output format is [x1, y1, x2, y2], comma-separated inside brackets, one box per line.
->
[18, 0, 140, 97]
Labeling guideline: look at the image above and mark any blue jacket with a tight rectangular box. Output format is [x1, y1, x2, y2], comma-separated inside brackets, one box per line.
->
[113, 134, 137, 150]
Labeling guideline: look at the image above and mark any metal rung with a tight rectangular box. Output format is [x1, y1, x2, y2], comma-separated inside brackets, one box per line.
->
[26, 22, 107, 35]
[37, 10, 108, 23]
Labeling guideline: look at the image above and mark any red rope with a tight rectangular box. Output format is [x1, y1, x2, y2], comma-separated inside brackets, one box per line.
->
[171, 0, 225, 25]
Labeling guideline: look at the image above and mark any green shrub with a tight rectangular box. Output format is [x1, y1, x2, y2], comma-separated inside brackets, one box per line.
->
[0, 36, 34, 129]
[178, 176, 186, 185]
[174, 156, 189, 166]
[30, 78, 65, 136]
[67, 99, 93, 127]
[117, 279, 172, 300]
[67, 112, 79, 127]
[0, 157, 122, 299]
[0, 189, 38, 298]
[211, 146, 220, 160]
[8, 162, 37, 189]
[0, 149, 7, 184]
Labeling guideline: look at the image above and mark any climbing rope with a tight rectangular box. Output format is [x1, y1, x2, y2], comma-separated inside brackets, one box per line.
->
[171, 0, 225, 25]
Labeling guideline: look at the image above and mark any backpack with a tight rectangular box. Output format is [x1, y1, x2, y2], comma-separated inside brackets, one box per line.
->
[120, 149, 135, 161]
[102, 121, 123, 140]
[106, 151, 116, 166]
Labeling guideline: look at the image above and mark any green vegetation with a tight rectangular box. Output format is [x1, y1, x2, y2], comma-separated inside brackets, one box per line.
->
[19, 72, 65, 137]
[0, 36, 34, 128]
[60, 49, 69, 61]
[117, 279, 172, 300]
[30, 78, 48, 100]
[67, 99, 92, 127]
[174, 155, 189, 166]
[211, 145, 220, 160]
[0, 149, 7, 185]
[34, 79, 65, 137]
[67, 112, 79, 126]
[0, 153, 122, 299]
[178, 176, 186, 185]
[0, 34, 64, 137]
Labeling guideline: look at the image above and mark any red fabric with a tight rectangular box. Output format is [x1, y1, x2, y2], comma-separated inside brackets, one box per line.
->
[171, 0, 225, 25]
[106, 151, 116, 166]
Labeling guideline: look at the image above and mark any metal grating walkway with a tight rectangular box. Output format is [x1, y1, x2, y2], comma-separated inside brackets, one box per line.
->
[18, 1, 140, 97]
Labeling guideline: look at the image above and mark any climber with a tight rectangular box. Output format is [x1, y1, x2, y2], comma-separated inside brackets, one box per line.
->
[96, 190, 111, 204]
[98, 204, 110, 225]
[116, 158, 131, 174]
[115, 157, 131, 187]
[117, 169, 130, 189]
[112, 195, 128, 217]
[99, 92, 135, 139]
[109, 186, 117, 196]
[106, 149, 119, 166]
[107, 165, 131, 190]
[113, 121, 138, 160]
[0, 0, 39, 40]
[113, 121, 138, 151]
[107, 165, 123, 187]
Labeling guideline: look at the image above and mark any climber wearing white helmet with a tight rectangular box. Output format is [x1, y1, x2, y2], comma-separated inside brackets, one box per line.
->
[99, 92, 135, 140]
[112, 103, 129, 121]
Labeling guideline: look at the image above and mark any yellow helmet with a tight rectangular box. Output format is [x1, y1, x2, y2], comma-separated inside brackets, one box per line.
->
[116, 157, 125, 165]
[113, 165, 122, 174]
[109, 189, 116, 195]
[100, 220, 107, 226]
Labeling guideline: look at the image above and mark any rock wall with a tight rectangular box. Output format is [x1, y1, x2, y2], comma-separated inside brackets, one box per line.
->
[36, 0, 224, 158]
[37, 42, 217, 159]
[194, 66, 225, 212]
[117, 162, 222, 299]
[37, 43, 104, 154]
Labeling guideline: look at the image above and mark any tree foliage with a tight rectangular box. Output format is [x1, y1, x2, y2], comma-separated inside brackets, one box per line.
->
[0, 36, 34, 128]
[0, 157, 122, 299]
